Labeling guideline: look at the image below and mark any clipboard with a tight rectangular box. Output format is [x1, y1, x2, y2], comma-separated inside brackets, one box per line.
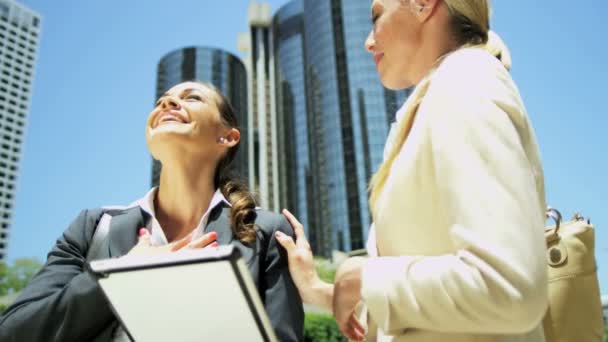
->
[88, 245, 278, 342]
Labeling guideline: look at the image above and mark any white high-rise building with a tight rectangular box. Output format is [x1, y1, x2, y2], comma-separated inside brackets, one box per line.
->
[0, 0, 41, 260]
[238, 1, 281, 212]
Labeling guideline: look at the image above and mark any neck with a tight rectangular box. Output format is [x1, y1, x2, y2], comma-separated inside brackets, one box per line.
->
[410, 7, 459, 85]
[156, 155, 217, 242]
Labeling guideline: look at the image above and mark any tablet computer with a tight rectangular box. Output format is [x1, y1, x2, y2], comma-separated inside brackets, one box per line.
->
[88, 245, 278, 342]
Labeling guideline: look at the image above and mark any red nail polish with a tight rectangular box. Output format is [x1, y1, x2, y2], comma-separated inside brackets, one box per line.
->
[211, 242, 219, 247]
[209, 231, 218, 239]
[139, 228, 147, 236]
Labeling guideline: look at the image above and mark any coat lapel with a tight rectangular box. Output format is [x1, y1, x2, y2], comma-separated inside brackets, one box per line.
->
[204, 205, 234, 245]
[205, 205, 260, 265]
[108, 207, 149, 258]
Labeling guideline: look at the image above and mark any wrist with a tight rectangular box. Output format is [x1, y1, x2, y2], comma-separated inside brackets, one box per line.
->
[303, 276, 334, 312]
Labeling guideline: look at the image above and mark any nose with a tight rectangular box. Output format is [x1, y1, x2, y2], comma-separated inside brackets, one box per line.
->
[365, 30, 375, 53]
[158, 96, 181, 110]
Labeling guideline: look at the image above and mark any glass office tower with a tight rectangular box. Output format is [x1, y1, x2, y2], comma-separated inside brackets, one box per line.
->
[273, 0, 324, 251]
[301, 0, 410, 255]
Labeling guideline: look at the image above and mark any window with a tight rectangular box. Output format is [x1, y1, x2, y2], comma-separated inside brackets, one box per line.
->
[0, 3, 9, 19]
[33, 17, 39, 28]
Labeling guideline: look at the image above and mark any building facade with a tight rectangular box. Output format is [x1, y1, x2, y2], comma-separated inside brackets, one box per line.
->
[238, 1, 282, 212]
[272, 0, 315, 246]
[265, 0, 412, 257]
[299, 0, 409, 256]
[0, 0, 40, 260]
[151, 47, 248, 187]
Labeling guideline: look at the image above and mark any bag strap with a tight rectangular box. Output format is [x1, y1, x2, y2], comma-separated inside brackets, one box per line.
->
[86, 212, 112, 262]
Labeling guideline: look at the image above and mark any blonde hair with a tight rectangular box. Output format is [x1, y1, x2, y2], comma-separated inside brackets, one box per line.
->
[443, 0, 511, 69]
[369, 0, 511, 217]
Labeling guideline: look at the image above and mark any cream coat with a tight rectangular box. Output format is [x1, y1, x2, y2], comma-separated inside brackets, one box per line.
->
[361, 47, 548, 342]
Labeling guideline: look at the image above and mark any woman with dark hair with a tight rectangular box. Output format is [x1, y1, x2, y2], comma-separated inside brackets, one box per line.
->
[0, 81, 303, 341]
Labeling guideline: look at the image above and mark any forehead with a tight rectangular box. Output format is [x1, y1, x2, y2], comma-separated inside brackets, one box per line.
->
[166, 82, 212, 95]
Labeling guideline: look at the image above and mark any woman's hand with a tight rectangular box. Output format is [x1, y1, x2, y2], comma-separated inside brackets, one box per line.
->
[126, 229, 218, 257]
[334, 256, 366, 341]
[276, 209, 333, 311]
[278, 210, 366, 339]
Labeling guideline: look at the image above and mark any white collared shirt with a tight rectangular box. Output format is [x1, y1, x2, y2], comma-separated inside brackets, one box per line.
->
[111, 187, 231, 342]
[133, 187, 231, 245]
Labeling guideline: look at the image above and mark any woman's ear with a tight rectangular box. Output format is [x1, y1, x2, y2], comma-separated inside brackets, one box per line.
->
[412, 0, 439, 22]
[222, 128, 240, 147]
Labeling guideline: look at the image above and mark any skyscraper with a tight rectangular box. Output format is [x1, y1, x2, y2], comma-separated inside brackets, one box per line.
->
[238, 1, 281, 212]
[273, 0, 315, 244]
[151, 47, 248, 187]
[300, 0, 409, 256]
[0, 0, 40, 260]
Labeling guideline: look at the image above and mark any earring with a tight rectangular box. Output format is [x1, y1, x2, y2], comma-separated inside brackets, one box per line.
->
[218, 137, 226, 143]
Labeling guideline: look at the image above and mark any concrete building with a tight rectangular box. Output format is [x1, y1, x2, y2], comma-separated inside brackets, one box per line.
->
[0, 0, 40, 260]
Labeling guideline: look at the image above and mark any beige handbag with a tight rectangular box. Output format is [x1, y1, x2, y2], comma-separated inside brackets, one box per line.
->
[542, 208, 604, 342]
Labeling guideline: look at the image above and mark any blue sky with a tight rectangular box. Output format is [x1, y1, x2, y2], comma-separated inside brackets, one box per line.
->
[7, 0, 607, 295]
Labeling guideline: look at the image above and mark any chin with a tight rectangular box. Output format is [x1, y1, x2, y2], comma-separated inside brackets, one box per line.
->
[380, 75, 413, 91]
[148, 122, 194, 137]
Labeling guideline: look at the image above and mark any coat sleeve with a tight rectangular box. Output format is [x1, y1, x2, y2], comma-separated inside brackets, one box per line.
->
[0, 209, 115, 342]
[361, 65, 548, 335]
[262, 216, 305, 341]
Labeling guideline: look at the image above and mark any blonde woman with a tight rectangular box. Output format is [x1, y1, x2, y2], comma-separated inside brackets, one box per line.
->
[276, 0, 548, 341]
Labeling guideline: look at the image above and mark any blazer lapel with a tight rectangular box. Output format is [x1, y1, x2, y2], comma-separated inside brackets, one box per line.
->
[108, 207, 148, 257]
[204, 205, 234, 245]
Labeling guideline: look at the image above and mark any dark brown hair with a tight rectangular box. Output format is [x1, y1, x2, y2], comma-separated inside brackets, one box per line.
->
[201, 82, 258, 244]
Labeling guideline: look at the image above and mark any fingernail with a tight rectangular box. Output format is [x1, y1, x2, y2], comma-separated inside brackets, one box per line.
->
[275, 231, 283, 238]
[211, 242, 219, 247]
[209, 231, 218, 239]
[139, 228, 147, 236]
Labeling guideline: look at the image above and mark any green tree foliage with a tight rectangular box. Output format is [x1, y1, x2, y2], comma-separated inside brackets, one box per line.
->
[304, 312, 346, 342]
[0, 258, 42, 314]
[0, 261, 8, 296]
[4, 258, 43, 293]
[314, 258, 337, 284]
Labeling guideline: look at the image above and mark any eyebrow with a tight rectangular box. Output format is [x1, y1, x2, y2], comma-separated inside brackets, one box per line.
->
[160, 88, 205, 99]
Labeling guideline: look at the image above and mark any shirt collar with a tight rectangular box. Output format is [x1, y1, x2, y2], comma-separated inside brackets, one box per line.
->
[135, 187, 231, 221]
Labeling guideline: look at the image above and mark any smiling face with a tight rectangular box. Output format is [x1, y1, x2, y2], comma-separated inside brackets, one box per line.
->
[365, 0, 424, 89]
[146, 81, 238, 163]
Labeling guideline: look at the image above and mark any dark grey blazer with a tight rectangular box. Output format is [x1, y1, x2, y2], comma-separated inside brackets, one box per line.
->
[0, 204, 304, 341]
